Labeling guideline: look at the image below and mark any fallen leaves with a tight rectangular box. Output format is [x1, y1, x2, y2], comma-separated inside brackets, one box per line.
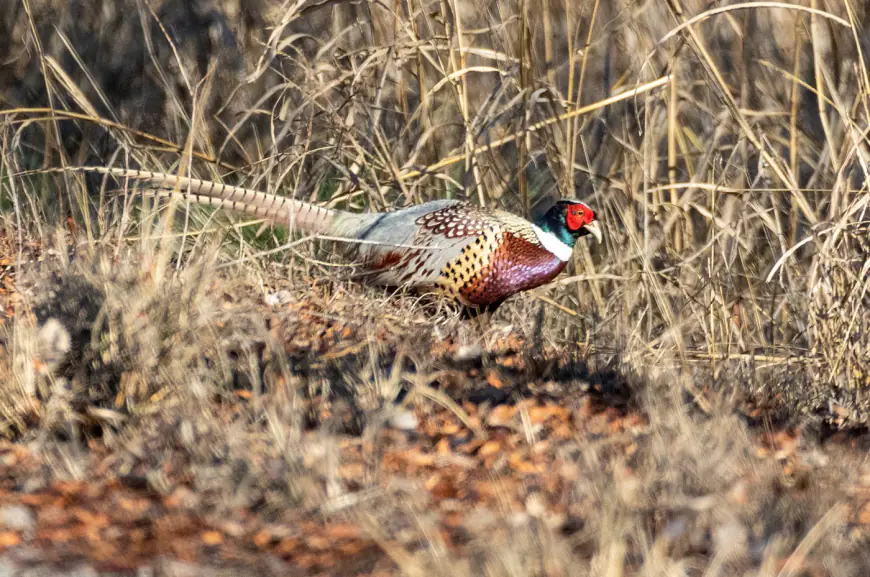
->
[1, 261, 865, 576]
[0, 531, 21, 547]
[201, 530, 223, 546]
[477, 440, 501, 457]
[0, 327, 645, 572]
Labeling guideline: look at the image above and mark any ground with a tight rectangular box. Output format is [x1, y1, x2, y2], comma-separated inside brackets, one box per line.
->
[3, 0, 870, 574]
[1, 230, 870, 577]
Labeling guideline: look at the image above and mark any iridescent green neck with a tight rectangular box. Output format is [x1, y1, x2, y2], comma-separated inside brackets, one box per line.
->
[536, 207, 577, 248]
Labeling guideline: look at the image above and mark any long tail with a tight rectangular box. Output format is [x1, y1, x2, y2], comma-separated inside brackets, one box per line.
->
[50, 166, 342, 235]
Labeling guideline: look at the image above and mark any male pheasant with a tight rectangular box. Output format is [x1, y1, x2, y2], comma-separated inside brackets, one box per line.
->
[67, 167, 602, 309]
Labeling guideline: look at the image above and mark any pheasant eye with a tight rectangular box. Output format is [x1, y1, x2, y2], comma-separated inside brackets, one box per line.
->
[566, 206, 585, 230]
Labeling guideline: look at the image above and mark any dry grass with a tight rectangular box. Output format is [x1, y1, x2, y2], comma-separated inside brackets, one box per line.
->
[2, 0, 870, 574]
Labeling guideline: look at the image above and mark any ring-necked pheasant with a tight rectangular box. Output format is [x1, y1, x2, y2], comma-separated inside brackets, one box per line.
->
[62, 167, 602, 309]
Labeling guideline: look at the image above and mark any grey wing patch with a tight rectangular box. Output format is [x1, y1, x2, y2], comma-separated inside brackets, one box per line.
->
[331, 200, 494, 290]
[366, 232, 474, 289]
[356, 213, 389, 240]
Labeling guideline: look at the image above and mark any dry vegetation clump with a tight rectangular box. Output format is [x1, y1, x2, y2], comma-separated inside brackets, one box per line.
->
[807, 225, 870, 406]
[750, 220, 870, 427]
[3, 0, 870, 573]
[3, 246, 870, 575]
[0, 243, 287, 439]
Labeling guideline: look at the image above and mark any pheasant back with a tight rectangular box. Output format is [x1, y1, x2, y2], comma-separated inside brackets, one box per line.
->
[335, 200, 571, 307]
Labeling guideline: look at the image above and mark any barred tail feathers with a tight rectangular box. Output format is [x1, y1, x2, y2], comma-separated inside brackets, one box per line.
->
[152, 190, 338, 235]
[61, 166, 339, 235]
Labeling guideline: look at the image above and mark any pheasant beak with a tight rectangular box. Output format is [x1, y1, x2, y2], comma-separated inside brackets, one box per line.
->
[583, 220, 603, 244]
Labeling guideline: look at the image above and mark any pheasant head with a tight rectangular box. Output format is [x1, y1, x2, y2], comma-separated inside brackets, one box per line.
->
[536, 199, 603, 251]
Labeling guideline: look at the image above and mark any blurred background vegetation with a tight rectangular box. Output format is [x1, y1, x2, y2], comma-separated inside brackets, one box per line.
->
[2, 1, 870, 573]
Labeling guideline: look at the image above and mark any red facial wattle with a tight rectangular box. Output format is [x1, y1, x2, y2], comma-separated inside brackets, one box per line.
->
[566, 204, 594, 231]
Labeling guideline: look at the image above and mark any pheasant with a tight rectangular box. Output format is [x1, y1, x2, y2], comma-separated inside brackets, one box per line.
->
[64, 167, 602, 309]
